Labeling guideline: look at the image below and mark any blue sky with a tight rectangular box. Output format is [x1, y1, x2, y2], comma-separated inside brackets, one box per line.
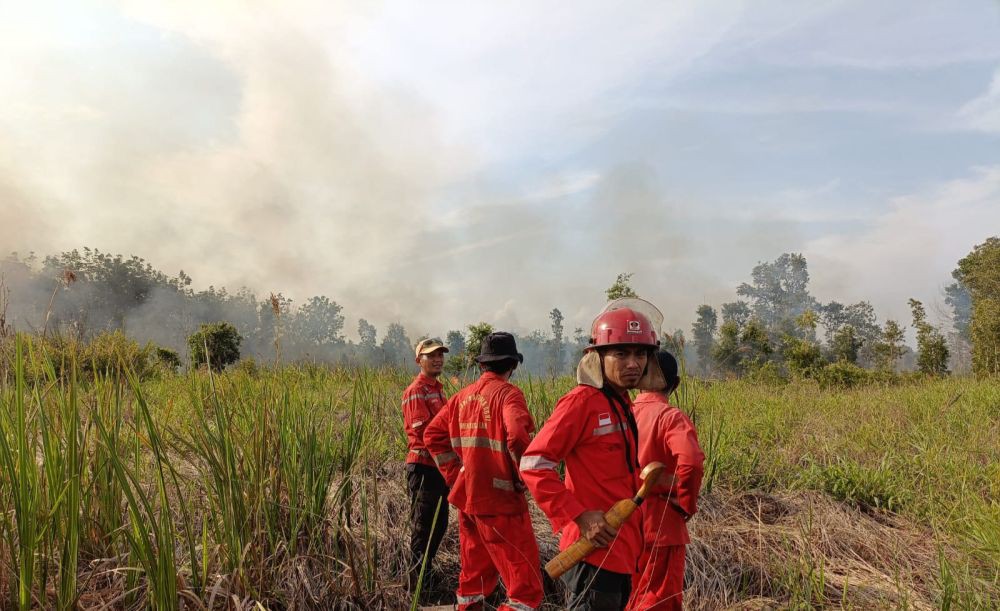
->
[1, 1, 999, 338]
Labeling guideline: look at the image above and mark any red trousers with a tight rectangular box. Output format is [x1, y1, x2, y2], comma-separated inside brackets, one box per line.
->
[456, 512, 543, 611]
[626, 544, 686, 611]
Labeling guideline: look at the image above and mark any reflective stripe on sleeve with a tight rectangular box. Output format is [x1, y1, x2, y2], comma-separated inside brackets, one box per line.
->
[450, 436, 504, 452]
[519, 455, 558, 471]
[434, 451, 459, 466]
[457, 593, 485, 604]
[402, 392, 445, 405]
[492, 478, 515, 491]
[408, 449, 430, 458]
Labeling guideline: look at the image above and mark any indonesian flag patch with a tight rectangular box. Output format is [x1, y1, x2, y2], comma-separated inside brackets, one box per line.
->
[598, 413, 612, 426]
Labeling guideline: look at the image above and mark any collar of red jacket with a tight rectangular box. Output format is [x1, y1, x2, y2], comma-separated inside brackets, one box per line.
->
[416, 372, 443, 388]
[634, 391, 674, 406]
[478, 371, 507, 383]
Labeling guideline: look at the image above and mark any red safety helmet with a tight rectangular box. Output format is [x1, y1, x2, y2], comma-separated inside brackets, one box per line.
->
[589, 307, 659, 349]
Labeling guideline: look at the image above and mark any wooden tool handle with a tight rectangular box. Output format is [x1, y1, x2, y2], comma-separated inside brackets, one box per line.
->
[544, 499, 638, 579]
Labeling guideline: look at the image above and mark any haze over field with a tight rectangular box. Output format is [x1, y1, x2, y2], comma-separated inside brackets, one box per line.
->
[2, 1, 1000, 338]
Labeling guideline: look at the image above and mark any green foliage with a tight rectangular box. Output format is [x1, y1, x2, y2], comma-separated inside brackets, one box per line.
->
[970, 298, 1000, 376]
[605, 272, 637, 301]
[783, 336, 824, 378]
[815, 360, 871, 388]
[379, 323, 412, 367]
[294, 295, 345, 348]
[872, 319, 905, 372]
[548, 308, 565, 374]
[154, 347, 181, 372]
[357, 319, 377, 348]
[465, 322, 494, 365]
[956, 237, 1000, 376]
[1, 331, 176, 382]
[830, 324, 861, 364]
[712, 318, 773, 375]
[0, 344, 997, 607]
[720, 300, 751, 328]
[744, 360, 787, 386]
[909, 299, 950, 375]
[691, 304, 718, 375]
[711, 320, 740, 374]
[799, 458, 911, 513]
[445, 330, 465, 356]
[188, 322, 242, 371]
[737, 253, 817, 332]
[945, 276, 972, 340]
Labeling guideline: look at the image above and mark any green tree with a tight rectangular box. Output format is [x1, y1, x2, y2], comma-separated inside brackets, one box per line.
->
[549, 308, 565, 375]
[909, 299, 949, 375]
[782, 310, 823, 378]
[720, 301, 751, 329]
[465, 322, 494, 366]
[956, 237, 1000, 376]
[188, 322, 242, 371]
[443, 329, 467, 374]
[830, 324, 861, 364]
[741, 318, 773, 369]
[605, 273, 638, 301]
[294, 295, 344, 348]
[821, 301, 880, 364]
[872, 319, 905, 372]
[662, 329, 685, 358]
[711, 318, 772, 375]
[737, 253, 817, 334]
[357, 319, 377, 348]
[691, 305, 718, 375]
[944, 275, 972, 341]
[445, 330, 466, 355]
[380, 323, 412, 367]
[711, 321, 741, 375]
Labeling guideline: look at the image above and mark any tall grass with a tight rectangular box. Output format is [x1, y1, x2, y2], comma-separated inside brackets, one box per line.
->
[0, 337, 997, 608]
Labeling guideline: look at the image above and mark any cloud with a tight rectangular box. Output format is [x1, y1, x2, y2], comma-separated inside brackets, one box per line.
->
[1, 0, 998, 343]
[806, 166, 1000, 321]
[957, 67, 1000, 133]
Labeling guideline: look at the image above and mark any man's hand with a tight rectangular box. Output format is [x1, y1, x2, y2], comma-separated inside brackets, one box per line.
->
[661, 496, 691, 522]
[574, 510, 617, 547]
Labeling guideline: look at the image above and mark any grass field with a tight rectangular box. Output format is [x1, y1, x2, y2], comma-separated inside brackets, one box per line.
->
[0, 337, 998, 609]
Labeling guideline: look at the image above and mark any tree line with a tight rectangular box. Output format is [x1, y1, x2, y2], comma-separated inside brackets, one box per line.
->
[684, 239, 999, 380]
[1, 238, 997, 379]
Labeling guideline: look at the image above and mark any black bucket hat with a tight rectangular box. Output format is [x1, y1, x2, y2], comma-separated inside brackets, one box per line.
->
[475, 331, 524, 363]
[655, 350, 679, 384]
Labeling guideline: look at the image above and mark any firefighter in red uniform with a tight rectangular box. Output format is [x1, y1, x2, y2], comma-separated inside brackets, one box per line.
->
[424, 332, 543, 611]
[520, 308, 665, 611]
[402, 337, 451, 589]
[626, 351, 704, 611]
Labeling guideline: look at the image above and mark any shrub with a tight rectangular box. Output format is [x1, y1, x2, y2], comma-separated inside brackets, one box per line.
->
[799, 458, 911, 513]
[154, 347, 181, 373]
[815, 360, 869, 389]
[745, 360, 787, 386]
[188, 322, 242, 371]
[84, 330, 154, 378]
[0, 331, 171, 381]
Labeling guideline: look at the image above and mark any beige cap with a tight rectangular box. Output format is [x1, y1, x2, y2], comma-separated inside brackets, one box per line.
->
[415, 337, 449, 358]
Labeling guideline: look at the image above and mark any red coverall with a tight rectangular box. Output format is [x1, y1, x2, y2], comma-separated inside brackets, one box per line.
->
[402, 373, 447, 468]
[626, 392, 704, 611]
[520, 384, 642, 576]
[402, 373, 450, 579]
[423, 372, 542, 611]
